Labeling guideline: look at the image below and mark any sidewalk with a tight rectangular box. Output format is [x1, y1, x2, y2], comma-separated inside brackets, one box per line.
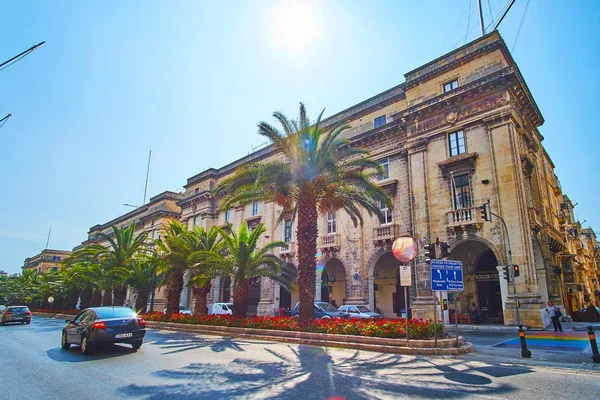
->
[445, 321, 600, 332]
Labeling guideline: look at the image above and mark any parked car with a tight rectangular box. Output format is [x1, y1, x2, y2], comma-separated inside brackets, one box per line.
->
[338, 304, 381, 319]
[164, 305, 193, 315]
[0, 306, 31, 325]
[61, 306, 146, 354]
[291, 302, 349, 319]
[211, 302, 233, 315]
[0, 305, 6, 313]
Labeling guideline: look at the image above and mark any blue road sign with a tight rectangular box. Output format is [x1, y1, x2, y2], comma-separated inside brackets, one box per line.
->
[430, 259, 464, 292]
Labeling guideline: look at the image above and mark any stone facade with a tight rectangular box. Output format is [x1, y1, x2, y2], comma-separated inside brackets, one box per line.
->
[23, 249, 72, 274]
[80, 191, 183, 310]
[174, 32, 600, 328]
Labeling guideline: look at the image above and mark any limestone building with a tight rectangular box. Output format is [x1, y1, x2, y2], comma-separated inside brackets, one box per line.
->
[23, 249, 72, 274]
[81, 191, 183, 310]
[175, 31, 600, 328]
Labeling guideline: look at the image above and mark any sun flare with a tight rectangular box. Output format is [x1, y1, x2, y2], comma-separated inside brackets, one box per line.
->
[270, 1, 320, 54]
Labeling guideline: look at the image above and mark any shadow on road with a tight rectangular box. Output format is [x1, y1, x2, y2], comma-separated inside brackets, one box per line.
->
[118, 344, 533, 399]
[144, 329, 254, 355]
[46, 344, 137, 363]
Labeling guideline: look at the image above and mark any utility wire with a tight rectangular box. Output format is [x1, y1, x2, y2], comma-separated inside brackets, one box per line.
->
[0, 42, 45, 72]
[487, 0, 495, 26]
[450, 0, 509, 51]
[0, 114, 12, 130]
[441, 3, 471, 51]
[512, 0, 531, 53]
[465, 0, 473, 45]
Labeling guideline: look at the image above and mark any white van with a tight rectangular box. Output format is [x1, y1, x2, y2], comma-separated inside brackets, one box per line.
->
[211, 302, 233, 315]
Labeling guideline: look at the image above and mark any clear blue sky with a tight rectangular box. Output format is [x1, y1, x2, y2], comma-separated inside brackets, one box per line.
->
[1, 1, 599, 274]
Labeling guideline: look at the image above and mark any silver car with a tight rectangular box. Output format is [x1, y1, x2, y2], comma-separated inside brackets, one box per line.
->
[1, 306, 32, 325]
[339, 304, 381, 319]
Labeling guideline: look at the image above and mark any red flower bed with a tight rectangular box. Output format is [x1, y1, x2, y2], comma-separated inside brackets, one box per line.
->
[141, 312, 442, 340]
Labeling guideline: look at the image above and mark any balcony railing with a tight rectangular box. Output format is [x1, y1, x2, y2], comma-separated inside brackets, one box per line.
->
[446, 207, 482, 228]
[372, 224, 399, 243]
[279, 241, 296, 255]
[320, 233, 341, 249]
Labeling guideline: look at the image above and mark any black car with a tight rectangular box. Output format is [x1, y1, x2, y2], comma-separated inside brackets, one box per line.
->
[0, 306, 31, 325]
[62, 306, 146, 354]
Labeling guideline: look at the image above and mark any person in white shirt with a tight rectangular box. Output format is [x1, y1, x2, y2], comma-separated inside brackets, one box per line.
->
[545, 300, 563, 332]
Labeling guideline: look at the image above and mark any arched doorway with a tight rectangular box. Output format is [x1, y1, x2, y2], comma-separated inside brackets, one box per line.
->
[319, 259, 347, 307]
[220, 276, 231, 302]
[247, 277, 261, 316]
[278, 263, 298, 312]
[451, 240, 502, 323]
[372, 252, 407, 318]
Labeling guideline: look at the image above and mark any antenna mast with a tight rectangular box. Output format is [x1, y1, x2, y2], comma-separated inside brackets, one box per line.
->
[477, 0, 485, 36]
[143, 150, 151, 205]
[45, 225, 52, 249]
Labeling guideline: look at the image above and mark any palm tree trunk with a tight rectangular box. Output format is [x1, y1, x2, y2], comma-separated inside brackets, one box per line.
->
[297, 197, 318, 322]
[65, 289, 80, 310]
[113, 284, 126, 306]
[90, 289, 103, 307]
[192, 282, 212, 316]
[166, 270, 184, 314]
[134, 290, 149, 313]
[101, 288, 112, 306]
[232, 278, 250, 317]
[80, 288, 93, 309]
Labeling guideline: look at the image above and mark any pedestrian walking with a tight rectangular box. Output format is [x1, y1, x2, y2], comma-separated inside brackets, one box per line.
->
[545, 301, 563, 332]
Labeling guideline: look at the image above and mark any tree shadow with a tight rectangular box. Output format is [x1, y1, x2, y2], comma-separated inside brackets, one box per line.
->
[118, 344, 533, 399]
[143, 329, 253, 355]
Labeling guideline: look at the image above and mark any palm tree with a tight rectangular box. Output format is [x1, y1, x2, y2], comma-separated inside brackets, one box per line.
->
[188, 226, 222, 316]
[217, 103, 390, 321]
[197, 221, 289, 317]
[124, 261, 158, 313]
[156, 221, 201, 315]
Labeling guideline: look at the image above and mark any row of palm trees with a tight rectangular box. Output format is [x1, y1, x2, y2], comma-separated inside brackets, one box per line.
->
[1, 219, 293, 318]
[2, 103, 389, 322]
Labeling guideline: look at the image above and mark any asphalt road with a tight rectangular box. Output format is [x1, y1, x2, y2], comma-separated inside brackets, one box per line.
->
[1, 317, 599, 400]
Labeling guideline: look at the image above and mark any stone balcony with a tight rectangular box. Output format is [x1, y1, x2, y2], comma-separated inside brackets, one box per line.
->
[373, 224, 399, 244]
[529, 207, 542, 232]
[320, 234, 341, 250]
[446, 207, 483, 229]
[278, 241, 296, 255]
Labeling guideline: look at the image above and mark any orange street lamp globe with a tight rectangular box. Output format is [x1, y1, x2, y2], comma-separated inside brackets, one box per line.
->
[392, 236, 418, 263]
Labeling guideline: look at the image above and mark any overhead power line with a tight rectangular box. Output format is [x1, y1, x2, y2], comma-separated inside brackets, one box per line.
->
[0, 41, 46, 72]
[512, 0, 532, 53]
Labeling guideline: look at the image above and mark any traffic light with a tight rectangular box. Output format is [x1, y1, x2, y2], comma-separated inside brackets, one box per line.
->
[479, 203, 489, 222]
[439, 242, 451, 258]
[424, 242, 436, 263]
[479, 199, 492, 222]
[442, 299, 448, 311]
[513, 264, 520, 278]
[502, 265, 510, 281]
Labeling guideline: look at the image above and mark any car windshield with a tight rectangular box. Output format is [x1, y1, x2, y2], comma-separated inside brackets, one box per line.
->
[95, 307, 136, 319]
[179, 306, 190, 310]
[356, 306, 371, 313]
[318, 303, 338, 312]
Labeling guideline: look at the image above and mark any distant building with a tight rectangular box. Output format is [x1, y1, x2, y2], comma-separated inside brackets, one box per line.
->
[79, 191, 183, 310]
[23, 249, 72, 274]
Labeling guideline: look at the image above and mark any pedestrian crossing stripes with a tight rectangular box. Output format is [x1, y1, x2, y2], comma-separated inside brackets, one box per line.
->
[493, 331, 590, 352]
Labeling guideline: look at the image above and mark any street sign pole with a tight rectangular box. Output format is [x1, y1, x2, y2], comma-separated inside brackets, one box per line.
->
[399, 264, 412, 341]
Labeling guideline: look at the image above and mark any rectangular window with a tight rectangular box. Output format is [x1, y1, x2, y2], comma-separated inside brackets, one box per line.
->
[443, 79, 459, 93]
[224, 209, 231, 223]
[377, 158, 390, 181]
[326, 211, 337, 235]
[193, 216, 197, 227]
[284, 219, 293, 243]
[379, 200, 393, 225]
[452, 174, 472, 209]
[194, 188, 199, 194]
[252, 201, 259, 216]
[448, 130, 466, 157]
[374, 115, 386, 128]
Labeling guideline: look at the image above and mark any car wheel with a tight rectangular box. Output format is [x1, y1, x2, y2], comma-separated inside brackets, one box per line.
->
[61, 331, 71, 349]
[132, 341, 143, 350]
[80, 334, 92, 355]
[321, 316, 331, 320]
[26, 321, 30, 324]
[1, 321, 5, 326]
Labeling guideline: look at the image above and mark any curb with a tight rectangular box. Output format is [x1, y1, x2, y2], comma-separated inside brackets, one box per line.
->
[146, 321, 474, 356]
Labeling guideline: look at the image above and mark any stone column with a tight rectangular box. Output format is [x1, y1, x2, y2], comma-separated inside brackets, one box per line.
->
[257, 277, 275, 316]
